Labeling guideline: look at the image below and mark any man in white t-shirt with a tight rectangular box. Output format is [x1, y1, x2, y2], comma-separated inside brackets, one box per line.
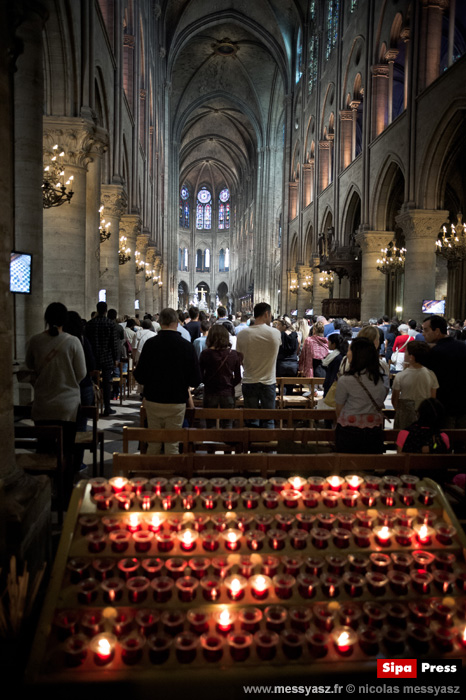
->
[236, 302, 281, 427]
[391, 340, 439, 429]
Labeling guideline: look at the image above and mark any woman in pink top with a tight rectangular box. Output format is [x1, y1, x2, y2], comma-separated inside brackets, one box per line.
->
[298, 321, 329, 377]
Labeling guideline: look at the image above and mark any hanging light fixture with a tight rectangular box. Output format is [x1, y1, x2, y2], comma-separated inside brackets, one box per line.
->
[99, 206, 111, 243]
[319, 271, 334, 289]
[376, 240, 406, 275]
[436, 213, 466, 261]
[145, 263, 153, 282]
[134, 250, 145, 273]
[289, 279, 299, 294]
[42, 144, 74, 208]
[119, 235, 131, 265]
[301, 274, 313, 292]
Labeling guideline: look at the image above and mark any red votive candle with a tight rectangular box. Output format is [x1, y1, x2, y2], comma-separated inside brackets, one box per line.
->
[141, 557, 163, 579]
[431, 600, 456, 626]
[434, 626, 455, 652]
[246, 529, 265, 551]
[296, 573, 319, 599]
[201, 493, 218, 510]
[343, 572, 365, 597]
[268, 528, 287, 550]
[382, 475, 400, 491]
[229, 476, 248, 493]
[400, 474, 419, 489]
[201, 532, 220, 552]
[388, 570, 410, 595]
[89, 477, 108, 495]
[353, 526, 372, 548]
[289, 528, 308, 550]
[414, 523, 434, 545]
[128, 476, 148, 495]
[214, 607, 237, 634]
[169, 476, 188, 494]
[365, 571, 388, 596]
[412, 550, 435, 570]
[269, 476, 288, 492]
[89, 633, 116, 666]
[307, 476, 326, 492]
[359, 626, 382, 656]
[225, 574, 247, 601]
[77, 609, 100, 637]
[151, 576, 174, 603]
[373, 525, 392, 547]
[391, 552, 413, 572]
[54, 610, 79, 640]
[255, 514, 274, 532]
[132, 530, 154, 553]
[362, 602, 386, 628]
[147, 634, 172, 664]
[236, 514, 254, 532]
[261, 491, 280, 509]
[177, 528, 198, 552]
[326, 475, 345, 492]
[255, 630, 279, 660]
[434, 523, 457, 545]
[222, 492, 239, 510]
[411, 570, 433, 594]
[288, 476, 307, 492]
[249, 574, 271, 600]
[332, 626, 357, 656]
[264, 605, 288, 632]
[188, 556, 210, 579]
[165, 557, 187, 580]
[408, 624, 433, 653]
[370, 552, 391, 573]
[311, 528, 331, 549]
[150, 477, 168, 495]
[200, 576, 222, 601]
[126, 576, 150, 603]
[433, 570, 456, 594]
[146, 513, 165, 533]
[332, 527, 351, 549]
[320, 573, 341, 598]
[156, 531, 175, 553]
[377, 511, 398, 527]
[162, 610, 185, 636]
[301, 489, 320, 508]
[239, 607, 263, 633]
[345, 474, 364, 490]
[388, 604, 409, 630]
[192, 514, 210, 532]
[356, 510, 377, 528]
[398, 487, 416, 507]
[93, 493, 114, 510]
[458, 626, 466, 649]
[212, 556, 233, 579]
[337, 513, 356, 531]
[117, 556, 139, 580]
[180, 492, 196, 511]
[273, 574, 296, 599]
[283, 556, 304, 576]
[161, 493, 177, 511]
[200, 633, 224, 663]
[261, 555, 280, 577]
[101, 577, 125, 603]
[360, 489, 379, 507]
[228, 632, 252, 662]
[321, 490, 340, 508]
[86, 532, 107, 554]
[295, 513, 315, 532]
[120, 633, 145, 665]
[275, 513, 295, 531]
[222, 529, 242, 551]
[79, 516, 100, 535]
[176, 576, 199, 603]
[249, 476, 268, 493]
[397, 511, 415, 527]
[312, 604, 335, 632]
[417, 509, 437, 525]
[348, 554, 370, 573]
[394, 525, 414, 547]
[241, 491, 260, 510]
[64, 634, 88, 667]
[109, 476, 128, 494]
[125, 513, 142, 533]
[109, 530, 130, 553]
[409, 601, 434, 626]
[418, 486, 436, 506]
[289, 607, 312, 632]
[190, 477, 208, 494]
[210, 477, 228, 493]
[115, 492, 134, 511]
[379, 488, 396, 507]
[166, 515, 183, 532]
[316, 513, 336, 530]
[306, 630, 329, 658]
[281, 630, 304, 660]
[325, 554, 346, 575]
[341, 491, 359, 508]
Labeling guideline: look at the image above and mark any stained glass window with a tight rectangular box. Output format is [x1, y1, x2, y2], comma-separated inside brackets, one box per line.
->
[178, 247, 188, 271]
[219, 248, 230, 272]
[350, 0, 358, 12]
[219, 188, 230, 230]
[326, 0, 339, 60]
[204, 248, 210, 271]
[296, 27, 303, 83]
[196, 187, 212, 229]
[179, 187, 189, 227]
[308, 35, 318, 95]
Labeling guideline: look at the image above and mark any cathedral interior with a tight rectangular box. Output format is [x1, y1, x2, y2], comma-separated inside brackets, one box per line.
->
[2, 0, 466, 692]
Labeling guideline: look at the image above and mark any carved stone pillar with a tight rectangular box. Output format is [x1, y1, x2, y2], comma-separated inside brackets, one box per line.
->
[355, 231, 393, 320]
[349, 101, 361, 161]
[288, 182, 298, 220]
[371, 65, 389, 139]
[119, 214, 141, 316]
[339, 111, 353, 170]
[302, 164, 312, 207]
[420, 0, 448, 90]
[401, 28, 410, 110]
[318, 141, 330, 191]
[296, 265, 313, 317]
[145, 246, 156, 314]
[153, 256, 163, 312]
[135, 232, 150, 313]
[396, 208, 448, 320]
[312, 256, 326, 315]
[100, 184, 127, 312]
[385, 49, 399, 125]
[42, 117, 108, 318]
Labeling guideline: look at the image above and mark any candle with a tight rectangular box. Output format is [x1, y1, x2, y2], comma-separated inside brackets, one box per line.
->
[109, 530, 130, 553]
[325, 555, 347, 574]
[177, 528, 198, 552]
[249, 476, 268, 493]
[418, 486, 436, 506]
[222, 529, 242, 551]
[141, 557, 163, 579]
[200, 633, 224, 663]
[332, 527, 351, 549]
[326, 475, 345, 491]
[100, 577, 124, 603]
[313, 604, 335, 632]
[341, 602, 364, 629]
[221, 491, 239, 510]
[215, 607, 236, 634]
[295, 513, 316, 531]
[254, 630, 279, 660]
[305, 556, 325, 576]
[126, 576, 150, 603]
[377, 511, 398, 527]
[387, 570, 410, 596]
[192, 514, 210, 532]
[132, 530, 154, 553]
[301, 489, 320, 508]
[288, 476, 307, 492]
[370, 552, 391, 573]
[190, 477, 208, 494]
[408, 624, 433, 654]
[212, 557, 233, 579]
[365, 571, 388, 596]
[275, 513, 295, 531]
[147, 634, 172, 664]
[150, 477, 168, 495]
[289, 607, 313, 632]
[109, 476, 128, 494]
[380, 488, 396, 507]
[264, 605, 288, 632]
[210, 477, 228, 493]
[411, 570, 433, 594]
[417, 509, 437, 525]
[289, 528, 308, 550]
[79, 516, 100, 535]
[201, 532, 220, 552]
[268, 528, 287, 550]
[306, 630, 329, 658]
[391, 552, 413, 572]
[433, 570, 456, 595]
[332, 627, 357, 656]
[93, 493, 114, 510]
[175, 576, 199, 603]
[64, 634, 88, 666]
[360, 489, 379, 507]
[156, 531, 175, 552]
[254, 514, 274, 532]
[397, 510, 416, 527]
[200, 576, 222, 601]
[412, 550, 435, 569]
[356, 510, 377, 528]
[246, 530, 265, 551]
[398, 487, 415, 506]
[393, 525, 414, 547]
[54, 610, 79, 640]
[120, 633, 145, 665]
[321, 490, 340, 508]
[165, 556, 187, 580]
[342, 491, 359, 508]
[129, 476, 148, 495]
[201, 493, 219, 510]
[86, 532, 107, 553]
[320, 573, 341, 598]
[236, 514, 254, 532]
[126, 513, 142, 533]
[362, 602, 386, 628]
[188, 556, 210, 579]
[296, 573, 319, 599]
[307, 476, 326, 492]
[151, 576, 174, 603]
[382, 475, 400, 491]
[348, 554, 370, 573]
[229, 476, 248, 493]
[283, 556, 304, 576]
[353, 526, 372, 548]
[239, 607, 262, 633]
[281, 630, 304, 660]
[225, 575, 247, 601]
[242, 491, 260, 510]
[146, 513, 165, 532]
[311, 528, 331, 550]
[272, 574, 296, 599]
[249, 574, 271, 600]
[431, 600, 456, 626]
[345, 474, 364, 490]
[170, 476, 188, 494]
[414, 523, 434, 545]
[359, 626, 381, 656]
[227, 632, 252, 662]
[115, 492, 134, 510]
[400, 474, 419, 489]
[161, 493, 177, 511]
[458, 626, 466, 649]
[261, 555, 280, 577]
[434, 523, 457, 545]
[90, 633, 116, 665]
[408, 601, 434, 626]
[343, 572, 364, 598]
[161, 610, 185, 636]
[180, 492, 196, 510]
[269, 476, 288, 492]
[373, 525, 392, 547]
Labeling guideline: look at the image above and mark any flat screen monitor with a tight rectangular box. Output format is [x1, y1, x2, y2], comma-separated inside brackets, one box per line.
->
[305, 308, 313, 316]
[422, 299, 445, 314]
[10, 251, 32, 294]
[290, 309, 298, 316]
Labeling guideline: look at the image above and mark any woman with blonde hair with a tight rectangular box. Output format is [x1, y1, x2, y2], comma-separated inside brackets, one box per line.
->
[298, 320, 329, 377]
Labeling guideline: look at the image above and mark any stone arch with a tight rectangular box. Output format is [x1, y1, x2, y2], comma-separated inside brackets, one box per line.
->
[304, 223, 313, 265]
[341, 35, 365, 108]
[304, 116, 315, 160]
[341, 187, 362, 245]
[289, 233, 298, 270]
[371, 156, 406, 231]
[217, 281, 229, 306]
[177, 280, 189, 309]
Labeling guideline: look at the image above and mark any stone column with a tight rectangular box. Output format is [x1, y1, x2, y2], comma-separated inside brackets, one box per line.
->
[339, 110, 353, 170]
[318, 141, 330, 192]
[371, 65, 389, 139]
[296, 264, 313, 317]
[135, 232, 150, 313]
[309, 158, 315, 203]
[153, 256, 163, 312]
[385, 49, 398, 125]
[145, 246, 156, 314]
[350, 101, 361, 161]
[119, 214, 141, 317]
[302, 164, 312, 207]
[396, 208, 448, 320]
[42, 117, 108, 318]
[401, 28, 410, 110]
[85, 153, 104, 318]
[355, 230, 393, 320]
[100, 184, 127, 312]
[288, 182, 298, 220]
[420, 0, 448, 90]
[327, 134, 334, 185]
[312, 257, 326, 315]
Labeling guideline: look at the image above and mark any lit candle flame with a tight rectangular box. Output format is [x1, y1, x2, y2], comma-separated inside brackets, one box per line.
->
[142, 496, 151, 511]
[97, 638, 112, 656]
[129, 514, 140, 528]
[349, 476, 360, 487]
[419, 524, 429, 539]
[227, 531, 238, 543]
[328, 476, 340, 487]
[151, 514, 162, 528]
[378, 526, 390, 540]
[337, 631, 350, 647]
[219, 609, 231, 625]
[329, 584, 335, 597]
[254, 576, 267, 592]
[183, 530, 194, 545]
[230, 578, 242, 594]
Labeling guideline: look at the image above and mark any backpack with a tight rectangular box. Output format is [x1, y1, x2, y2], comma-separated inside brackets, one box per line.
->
[402, 423, 449, 454]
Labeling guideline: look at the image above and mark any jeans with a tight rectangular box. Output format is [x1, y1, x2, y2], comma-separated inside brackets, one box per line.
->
[203, 394, 235, 428]
[101, 366, 113, 412]
[242, 382, 276, 428]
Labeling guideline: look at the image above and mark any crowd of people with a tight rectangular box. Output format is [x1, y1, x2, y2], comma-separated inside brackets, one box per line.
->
[23, 301, 466, 496]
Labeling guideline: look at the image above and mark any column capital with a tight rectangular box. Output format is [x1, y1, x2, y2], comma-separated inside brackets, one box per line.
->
[123, 34, 135, 48]
[136, 232, 150, 255]
[296, 264, 313, 276]
[120, 214, 142, 242]
[349, 100, 361, 111]
[100, 184, 127, 218]
[400, 27, 410, 42]
[288, 181, 298, 189]
[319, 140, 330, 150]
[302, 163, 312, 171]
[355, 230, 393, 254]
[340, 110, 353, 121]
[371, 64, 389, 78]
[385, 49, 399, 63]
[43, 116, 109, 168]
[395, 208, 449, 240]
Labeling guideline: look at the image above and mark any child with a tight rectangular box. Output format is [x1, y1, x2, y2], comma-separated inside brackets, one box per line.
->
[397, 398, 450, 453]
[391, 341, 438, 429]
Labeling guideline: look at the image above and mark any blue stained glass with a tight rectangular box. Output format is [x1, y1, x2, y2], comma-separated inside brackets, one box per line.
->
[181, 186, 189, 200]
[219, 188, 230, 202]
[204, 203, 211, 229]
[219, 203, 225, 229]
[197, 187, 211, 204]
[184, 203, 189, 227]
[225, 203, 230, 229]
[196, 204, 203, 229]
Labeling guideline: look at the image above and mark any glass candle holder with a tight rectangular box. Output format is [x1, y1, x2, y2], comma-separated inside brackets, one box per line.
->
[188, 556, 210, 579]
[101, 577, 125, 603]
[397, 510, 416, 527]
[269, 476, 288, 493]
[246, 529, 265, 552]
[170, 476, 188, 494]
[337, 513, 356, 531]
[307, 476, 326, 492]
[124, 513, 141, 533]
[201, 493, 219, 510]
[54, 609, 80, 640]
[289, 528, 308, 550]
[93, 493, 114, 511]
[119, 633, 145, 666]
[356, 510, 377, 529]
[376, 511, 398, 528]
[370, 552, 391, 573]
[388, 570, 410, 596]
[229, 476, 248, 493]
[138, 491, 156, 511]
[320, 573, 341, 598]
[412, 550, 435, 570]
[67, 558, 90, 584]
[431, 600, 456, 627]
[156, 531, 176, 553]
[221, 491, 240, 510]
[117, 557, 139, 580]
[200, 633, 223, 663]
[400, 474, 419, 489]
[326, 555, 348, 576]
[210, 514, 229, 532]
[174, 632, 200, 664]
[409, 601, 434, 626]
[311, 528, 331, 550]
[162, 610, 186, 636]
[249, 574, 272, 600]
[187, 610, 210, 635]
[161, 493, 177, 511]
[379, 488, 396, 507]
[151, 576, 174, 603]
[79, 516, 100, 535]
[282, 556, 304, 576]
[353, 526, 372, 548]
[225, 574, 247, 601]
[332, 527, 351, 549]
[301, 489, 321, 509]
[227, 632, 252, 662]
[201, 532, 220, 552]
[273, 574, 296, 600]
[345, 474, 364, 490]
[191, 514, 210, 532]
[313, 603, 335, 632]
[179, 492, 196, 511]
[147, 634, 172, 665]
[296, 573, 319, 599]
[108, 530, 131, 554]
[382, 475, 400, 492]
[77, 578, 99, 605]
[200, 576, 222, 602]
[238, 555, 255, 578]
[456, 572, 466, 593]
[281, 629, 304, 660]
[365, 571, 388, 597]
[326, 475, 345, 492]
[398, 487, 416, 507]
[407, 624, 433, 654]
[348, 554, 370, 574]
[364, 475, 382, 490]
[212, 557, 233, 579]
[264, 605, 288, 632]
[210, 477, 228, 494]
[115, 493, 134, 511]
[342, 491, 359, 508]
[254, 630, 279, 660]
[135, 609, 160, 637]
[238, 607, 263, 633]
[343, 572, 365, 598]
[321, 490, 340, 508]
[287, 476, 307, 492]
[190, 477, 208, 494]
[414, 523, 435, 546]
[254, 514, 275, 532]
[385, 628, 407, 654]
[214, 607, 237, 634]
[145, 513, 165, 533]
[150, 477, 168, 495]
[434, 523, 457, 545]
[434, 626, 455, 652]
[236, 514, 254, 532]
[260, 490, 279, 509]
[287, 607, 312, 632]
[457, 625, 466, 649]
[373, 525, 392, 547]
[141, 557, 164, 579]
[417, 509, 437, 525]
[393, 525, 414, 547]
[268, 528, 287, 551]
[128, 476, 148, 495]
[132, 530, 154, 553]
[411, 570, 433, 594]
[177, 528, 198, 552]
[126, 576, 150, 603]
[249, 476, 268, 493]
[359, 489, 379, 507]
[386, 602, 409, 628]
[362, 602, 387, 628]
[275, 513, 295, 531]
[418, 486, 436, 506]
[89, 477, 108, 495]
[390, 552, 412, 573]
[306, 630, 329, 658]
[64, 634, 88, 667]
[338, 603, 362, 630]
[332, 626, 357, 657]
[165, 557, 187, 580]
[433, 570, 456, 595]
[316, 513, 337, 530]
[241, 491, 260, 510]
[261, 555, 280, 577]
[359, 626, 382, 656]
[222, 529, 242, 552]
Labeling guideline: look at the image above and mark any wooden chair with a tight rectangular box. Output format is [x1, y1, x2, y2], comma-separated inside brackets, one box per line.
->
[277, 377, 324, 408]
[15, 425, 65, 524]
[75, 404, 105, 477]
[89, 370, 104, 416]
[122, 426, 190, 454]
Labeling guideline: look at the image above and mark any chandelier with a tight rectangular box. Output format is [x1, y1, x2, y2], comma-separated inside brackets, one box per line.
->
[145, 264, 153, 282]
[153, 274, 163, 287]
[289, 280, 299, 295]
[436, 213, 466, 261]
[99, 206, 111, 243]
[134, 250, 145, 273]
[376, 240, 406, 275]
[319, 271, 334, 289]
[42, 144, 74, 209]
[301, 274, 313, 292]
[118, 235, 131, 265]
